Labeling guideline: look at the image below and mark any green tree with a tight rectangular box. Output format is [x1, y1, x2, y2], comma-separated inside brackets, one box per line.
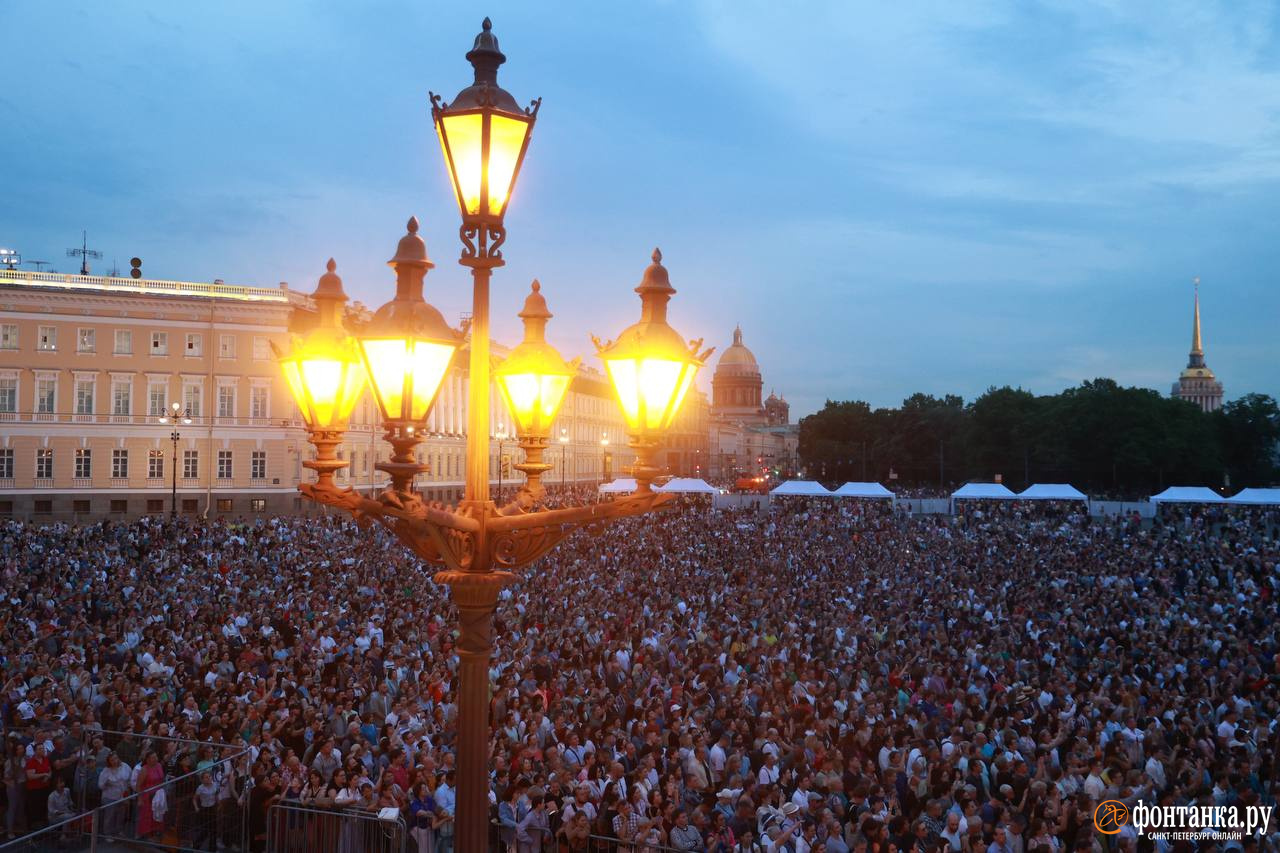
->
[1215, 393, 1280, 487]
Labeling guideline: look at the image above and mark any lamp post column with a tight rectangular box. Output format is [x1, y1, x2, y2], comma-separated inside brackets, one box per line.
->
[170, 430, 179, 517]
[445, 256, 507, 853]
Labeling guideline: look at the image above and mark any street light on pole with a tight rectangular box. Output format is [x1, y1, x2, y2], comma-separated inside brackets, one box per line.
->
[494, 424, 508, 504]
[600, 431, 610, 490]
[158, 401, 192, 517]
[274, 19, 712, 852]
[558, 427, 569, 495]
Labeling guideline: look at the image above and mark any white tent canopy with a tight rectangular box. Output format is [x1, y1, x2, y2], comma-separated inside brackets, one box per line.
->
[598, 478, 637, 494]
[833, 482, 895, 499]
[951, 483, 1016, 500]
[1227, 488, 1280, 505]
[769, 480, 834, 497]
[658, 477, 718, 494]
[1017, 483, 1088, 501]
[1150, 486, 1224, 503]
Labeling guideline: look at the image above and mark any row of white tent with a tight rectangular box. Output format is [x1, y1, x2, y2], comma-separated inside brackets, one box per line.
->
[598, 477, 718, 494]
[598, 477, 1280, 506]
[1150, 486, 1280, 505]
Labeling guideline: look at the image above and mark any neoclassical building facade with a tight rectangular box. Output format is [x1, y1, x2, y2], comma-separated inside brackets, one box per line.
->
[0, 267, 638, 520]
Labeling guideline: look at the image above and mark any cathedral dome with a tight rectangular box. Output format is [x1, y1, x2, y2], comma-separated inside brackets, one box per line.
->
[715, 325, 760, 376]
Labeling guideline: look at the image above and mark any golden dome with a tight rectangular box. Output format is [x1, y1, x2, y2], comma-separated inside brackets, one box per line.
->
[715, 325, 759, 373]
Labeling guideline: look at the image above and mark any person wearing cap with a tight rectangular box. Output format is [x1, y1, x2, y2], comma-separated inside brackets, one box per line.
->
[715, 788, 738, 822]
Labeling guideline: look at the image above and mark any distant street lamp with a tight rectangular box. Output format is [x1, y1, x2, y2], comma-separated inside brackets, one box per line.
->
[275, 19, 711, 852]
[558, 427, 570, 494]
[157, 401, 192, 517]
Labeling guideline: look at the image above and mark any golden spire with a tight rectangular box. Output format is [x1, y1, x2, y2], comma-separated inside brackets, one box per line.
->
[1191, 276, 1203, 356]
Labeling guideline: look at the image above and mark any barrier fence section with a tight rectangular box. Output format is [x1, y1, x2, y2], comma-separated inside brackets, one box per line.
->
[585, 833, 684, 851]
[0, 727, 250, 853]
[265, 802, 406, 853]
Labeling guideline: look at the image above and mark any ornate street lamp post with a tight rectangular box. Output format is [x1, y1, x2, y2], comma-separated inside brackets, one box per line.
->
[158, 401, 191, 517]
[275, 19, 711, 852]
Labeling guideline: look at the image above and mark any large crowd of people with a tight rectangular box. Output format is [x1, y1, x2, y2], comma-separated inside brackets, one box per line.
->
[0, 495, 1276, 852]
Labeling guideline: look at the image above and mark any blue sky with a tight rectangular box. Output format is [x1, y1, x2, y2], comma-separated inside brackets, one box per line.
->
[3, 0, 1278, 417]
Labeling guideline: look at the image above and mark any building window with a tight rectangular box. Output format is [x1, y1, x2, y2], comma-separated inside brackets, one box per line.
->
[111, 449, 128, 479]
[74, 377, 95, 415]
[150, 331, 168, 355]
[183, 449, 198, 479]
[77, 328, 96, 353]
[73, 499, 90, 514]
[217, 450, 233, 480]
[148, 382, 167, 417]
[34, 499, 52, 515]
[0, 448, 12, 479]
[185, 333, 202, 356]
[0, 500, 12, 516]
[74, 448, 92, 479]
[183, 383, 202, 417]
[110, 499, 127, 514]
[218, 384, 236, 418]
[111, 379, 132, 415]
[252, 336, 270, 361]
[216, 498, 233, 513]
[114, 329, 132, 354]
[182, 499, 198, 513]
[36, 448, 53, 480]
[148, 449, 164, 479]
[219, 334, 236, 359]
[38, 325, 56, 351]
[251, 498, 266, 512]
[250, 385, 269, 420]
[36, 377, 56, 414]
[0, 376, 15, 413]
[251, 450, 266, 480]
[0, 324, 17, 350]
[146, 498, 164, 513]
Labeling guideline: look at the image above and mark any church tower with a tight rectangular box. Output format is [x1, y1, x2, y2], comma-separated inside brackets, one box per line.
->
[1172, 278, 1223, 413]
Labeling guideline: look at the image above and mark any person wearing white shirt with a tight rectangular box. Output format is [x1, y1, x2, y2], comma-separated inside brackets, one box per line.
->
[757, 754, 780, 786]
[709, 734, 728, 782]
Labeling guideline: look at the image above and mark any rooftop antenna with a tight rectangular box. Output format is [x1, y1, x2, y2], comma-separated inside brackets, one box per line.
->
[66, 230, 102, 275]
[107, 258, 120, 277]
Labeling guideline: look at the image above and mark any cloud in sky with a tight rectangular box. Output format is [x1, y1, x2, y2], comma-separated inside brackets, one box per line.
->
[1, 0, 1277, 415]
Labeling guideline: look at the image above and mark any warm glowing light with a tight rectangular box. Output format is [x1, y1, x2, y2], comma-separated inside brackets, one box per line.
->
[436, 110, 532, 218]
[359, 338, 456, 424]
[435, 106, 533, 222]
[498, 372, 571, 437]
[495, 280, 577, 440]
[605, 357, 696, 433]
[485, 113, 529, 215]
[281, 357, 366, 430]
[437, 112, 484, 216]
[595, 249, 710, 444]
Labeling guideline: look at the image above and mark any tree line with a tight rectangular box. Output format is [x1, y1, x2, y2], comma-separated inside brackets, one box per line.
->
[798, 379, 1280, 495]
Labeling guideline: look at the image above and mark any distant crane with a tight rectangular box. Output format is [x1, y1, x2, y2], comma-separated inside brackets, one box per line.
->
[25, 260, 52, 272]
[66, 230, 102, 275]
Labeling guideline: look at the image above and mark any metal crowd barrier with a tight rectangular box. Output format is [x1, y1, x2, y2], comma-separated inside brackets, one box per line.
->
[265, 802, 407, 853]
[0, 727, 250, 853]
